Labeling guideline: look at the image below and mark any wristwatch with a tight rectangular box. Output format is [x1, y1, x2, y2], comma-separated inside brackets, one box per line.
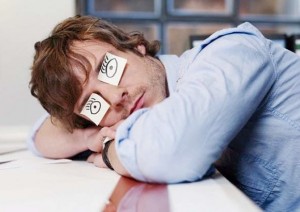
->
[102, 139, 114, 170]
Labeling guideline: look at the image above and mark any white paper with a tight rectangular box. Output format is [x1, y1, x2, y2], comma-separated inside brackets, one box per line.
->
[98, 52, 127, 86]
[80, 93, 110, 125]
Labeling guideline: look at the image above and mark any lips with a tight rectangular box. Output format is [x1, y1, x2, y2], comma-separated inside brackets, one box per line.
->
[130, 93, 145, 114]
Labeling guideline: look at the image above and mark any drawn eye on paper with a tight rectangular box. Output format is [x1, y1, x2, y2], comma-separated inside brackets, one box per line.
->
[80, 93, 110, 126]
[98, 52, 127, 86]
[101, 55, 118, 78]
[85, 97, 101, 114]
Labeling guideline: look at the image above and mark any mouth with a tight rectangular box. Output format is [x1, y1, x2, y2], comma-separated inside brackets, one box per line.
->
[130, 93, 145, 114]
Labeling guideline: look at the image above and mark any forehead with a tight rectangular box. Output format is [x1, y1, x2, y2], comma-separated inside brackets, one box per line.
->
[71, 40, 113, 57]
[70, 40, 112, 80]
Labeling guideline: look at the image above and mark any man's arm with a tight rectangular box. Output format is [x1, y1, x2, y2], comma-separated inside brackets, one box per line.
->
[33, 116, 95, 159]
[113, 30, 276, 183]
[82, 121, 131, 176]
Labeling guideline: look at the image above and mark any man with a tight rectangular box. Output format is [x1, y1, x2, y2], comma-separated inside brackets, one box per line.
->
[29, 15, 300, 211]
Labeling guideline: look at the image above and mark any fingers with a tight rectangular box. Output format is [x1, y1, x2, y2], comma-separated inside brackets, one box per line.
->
[87, 126, 116, 152]
[100, 127, 116, 140]
[86, 124, 121, 169]
[87, 153, 107, 168]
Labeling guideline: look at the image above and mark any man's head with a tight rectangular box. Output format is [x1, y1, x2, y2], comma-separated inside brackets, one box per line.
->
[30, 15, 168, 131]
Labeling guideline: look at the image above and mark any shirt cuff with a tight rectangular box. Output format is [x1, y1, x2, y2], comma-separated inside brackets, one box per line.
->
[26, 113, 49, 156]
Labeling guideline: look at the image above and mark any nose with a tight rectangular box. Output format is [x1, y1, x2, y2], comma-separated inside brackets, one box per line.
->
[102, 84, 128, 107]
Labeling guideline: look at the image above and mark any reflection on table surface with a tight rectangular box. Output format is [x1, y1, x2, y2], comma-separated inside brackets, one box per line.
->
[102, 177, 170, 212]
[102, 172, 262, 212]
[0, 148, 261, 212]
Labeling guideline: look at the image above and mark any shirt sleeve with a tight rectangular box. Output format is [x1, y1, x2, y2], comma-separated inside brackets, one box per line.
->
[115, 30, 276, 183]
[26, 113, 49, 156]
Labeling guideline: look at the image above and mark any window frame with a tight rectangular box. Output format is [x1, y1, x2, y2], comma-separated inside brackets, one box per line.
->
[76, 0, 300, 54]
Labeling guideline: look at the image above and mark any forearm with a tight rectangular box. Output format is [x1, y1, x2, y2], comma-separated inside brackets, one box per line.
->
[34, 117, 88, 159]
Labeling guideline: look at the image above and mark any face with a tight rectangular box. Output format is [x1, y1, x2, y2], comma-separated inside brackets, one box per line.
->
[72, 40, 167, 127]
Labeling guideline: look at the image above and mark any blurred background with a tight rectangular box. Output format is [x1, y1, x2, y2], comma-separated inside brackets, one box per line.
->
[1, 0, 300, 142]
[0, 0, 75, 142]
[77, 0, 300, 54]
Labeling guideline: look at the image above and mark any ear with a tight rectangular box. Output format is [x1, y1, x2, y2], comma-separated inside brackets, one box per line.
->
[136, 45, 146, 56]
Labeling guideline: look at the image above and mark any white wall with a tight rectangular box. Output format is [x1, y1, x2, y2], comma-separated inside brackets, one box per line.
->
[0, 0, 75, 141]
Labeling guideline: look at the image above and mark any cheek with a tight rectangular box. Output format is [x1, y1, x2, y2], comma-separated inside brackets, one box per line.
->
[119, 63, 144, 86]
[99, 110, 113, 127]
[99, 109, 123, 127]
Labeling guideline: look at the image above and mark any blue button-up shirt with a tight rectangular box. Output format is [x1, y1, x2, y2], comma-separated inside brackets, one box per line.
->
[115, 23, 300, 211]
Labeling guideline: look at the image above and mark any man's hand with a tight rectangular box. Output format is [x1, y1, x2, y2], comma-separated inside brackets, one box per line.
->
[85, 126, 115, 153]
[86, 121, 123, 168]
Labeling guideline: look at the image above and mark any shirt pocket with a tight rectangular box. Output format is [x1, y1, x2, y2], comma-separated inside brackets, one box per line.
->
[215, 148, 280, 206]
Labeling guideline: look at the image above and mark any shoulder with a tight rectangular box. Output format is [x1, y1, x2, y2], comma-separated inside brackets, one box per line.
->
[190, 22, 267, 55]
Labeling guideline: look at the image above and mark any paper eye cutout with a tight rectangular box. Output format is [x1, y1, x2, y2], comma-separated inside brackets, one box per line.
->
[98, 52, 127, 86]
[101, 57, 118, 78]
[86, 98, 101, 114]
[80, 93, 110, 126]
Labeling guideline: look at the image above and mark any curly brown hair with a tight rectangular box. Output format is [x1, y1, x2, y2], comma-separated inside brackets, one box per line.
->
[30, 15, 160, 131]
